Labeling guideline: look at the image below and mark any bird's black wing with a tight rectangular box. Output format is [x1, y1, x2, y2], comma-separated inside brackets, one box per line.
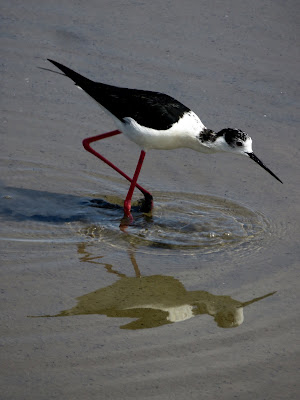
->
[48, 59, 190, 130]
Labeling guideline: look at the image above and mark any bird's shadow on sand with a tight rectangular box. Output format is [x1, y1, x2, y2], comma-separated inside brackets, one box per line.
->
[0, 185, 148, 225]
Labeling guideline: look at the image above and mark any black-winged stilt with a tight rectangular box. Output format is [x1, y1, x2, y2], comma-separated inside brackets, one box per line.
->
[48, 59, 282, 220]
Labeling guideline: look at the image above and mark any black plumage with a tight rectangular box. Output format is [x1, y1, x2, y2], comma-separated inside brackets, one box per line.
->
[48, 59, 190, 130]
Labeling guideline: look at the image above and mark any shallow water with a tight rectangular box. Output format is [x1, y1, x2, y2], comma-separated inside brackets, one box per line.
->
[0, 164, 272, 255]
[1, 1, 299, 399]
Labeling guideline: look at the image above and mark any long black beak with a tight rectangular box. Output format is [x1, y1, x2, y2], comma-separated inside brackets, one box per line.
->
[246, 152, 283, 183]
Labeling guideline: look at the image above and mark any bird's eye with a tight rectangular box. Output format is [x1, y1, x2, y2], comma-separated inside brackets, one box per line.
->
[236, 142, 243, 147]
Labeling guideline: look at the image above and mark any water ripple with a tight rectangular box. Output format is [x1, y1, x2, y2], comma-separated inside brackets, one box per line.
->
[78, 192, 270, 256]
[0, 158, 273, 256]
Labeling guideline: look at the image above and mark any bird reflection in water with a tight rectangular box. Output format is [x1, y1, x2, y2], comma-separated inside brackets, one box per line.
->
[41, 244, 275, 330]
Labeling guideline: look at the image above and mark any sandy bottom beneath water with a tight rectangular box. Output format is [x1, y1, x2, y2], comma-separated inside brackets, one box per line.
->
[1, 1, 299, 399]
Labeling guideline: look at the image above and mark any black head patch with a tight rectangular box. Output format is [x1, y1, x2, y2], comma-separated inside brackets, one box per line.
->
[218, 128, 248, 148]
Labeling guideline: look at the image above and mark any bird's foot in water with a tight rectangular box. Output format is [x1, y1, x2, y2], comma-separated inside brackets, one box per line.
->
[120, 193, 153, 228]
[137, 193, 153, 214]
[124, 194, 153, 217]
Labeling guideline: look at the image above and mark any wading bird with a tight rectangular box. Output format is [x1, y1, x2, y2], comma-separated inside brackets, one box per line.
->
[48, 59, 282, 221]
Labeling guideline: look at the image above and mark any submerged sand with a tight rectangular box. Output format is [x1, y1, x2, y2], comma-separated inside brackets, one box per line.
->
[1, 1, 299, 399]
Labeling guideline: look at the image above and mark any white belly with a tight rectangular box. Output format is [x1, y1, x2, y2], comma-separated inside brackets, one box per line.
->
[116, 111, 206, 151]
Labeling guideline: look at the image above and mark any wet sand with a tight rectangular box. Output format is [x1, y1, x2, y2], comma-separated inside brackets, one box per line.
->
[1, 1, 299, 399]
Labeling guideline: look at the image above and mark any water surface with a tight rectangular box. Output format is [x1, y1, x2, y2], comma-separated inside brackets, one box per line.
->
[1, 1, 299, 399]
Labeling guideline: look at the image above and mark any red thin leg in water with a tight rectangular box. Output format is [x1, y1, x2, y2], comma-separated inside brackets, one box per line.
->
[124, 150, 146, 218]
[82, 131, 153, 213]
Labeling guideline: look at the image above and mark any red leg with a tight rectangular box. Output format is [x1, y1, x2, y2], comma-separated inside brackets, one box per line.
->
[124, 150, 146, 218]
[82, 131, 153, 212]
